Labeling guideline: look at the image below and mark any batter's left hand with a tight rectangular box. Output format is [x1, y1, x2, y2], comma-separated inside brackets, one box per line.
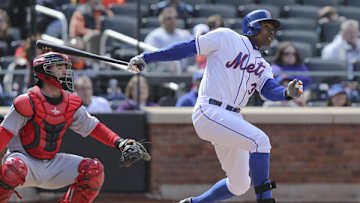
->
[286, 79, 303, 98]
[128, 54, 146, 73]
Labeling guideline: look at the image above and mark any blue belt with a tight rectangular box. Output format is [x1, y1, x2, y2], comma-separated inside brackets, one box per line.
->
[208, 98, 240, 113]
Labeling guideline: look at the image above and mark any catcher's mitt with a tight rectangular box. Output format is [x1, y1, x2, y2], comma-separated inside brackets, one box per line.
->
[119, 139, 151, 167]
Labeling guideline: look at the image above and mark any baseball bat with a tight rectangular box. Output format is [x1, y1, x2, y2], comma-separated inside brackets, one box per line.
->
[36, 40, 129, 66]
[103, 61, 131, 72]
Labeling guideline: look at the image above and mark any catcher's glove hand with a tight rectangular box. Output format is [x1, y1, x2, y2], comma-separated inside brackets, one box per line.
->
[118, 139, 151, 167]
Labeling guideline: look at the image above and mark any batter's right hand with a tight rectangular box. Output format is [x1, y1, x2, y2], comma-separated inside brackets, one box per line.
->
[128, 54, 146, 73]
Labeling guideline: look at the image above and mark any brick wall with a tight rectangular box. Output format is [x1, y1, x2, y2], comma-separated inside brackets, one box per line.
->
[149, 123, 360, 193]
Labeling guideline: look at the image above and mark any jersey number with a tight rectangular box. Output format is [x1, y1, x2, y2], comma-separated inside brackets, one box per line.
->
[248, 83, 257, 95]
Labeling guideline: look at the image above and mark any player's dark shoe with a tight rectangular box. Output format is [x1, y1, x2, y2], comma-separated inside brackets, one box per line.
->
[179, 197, 192, 203]
[255, 181, 276, 203]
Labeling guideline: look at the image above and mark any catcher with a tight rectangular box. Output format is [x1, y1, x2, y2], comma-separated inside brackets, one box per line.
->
[0, 52, 150, 203]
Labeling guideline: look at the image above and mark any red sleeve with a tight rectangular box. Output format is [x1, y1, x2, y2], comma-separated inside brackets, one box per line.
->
[0, 126, 14, 152]
[89, 123, 121, 148]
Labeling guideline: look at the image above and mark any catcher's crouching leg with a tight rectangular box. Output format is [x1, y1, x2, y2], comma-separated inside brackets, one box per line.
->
[0, 157, 28, 203]
[63, 158, 104, 203]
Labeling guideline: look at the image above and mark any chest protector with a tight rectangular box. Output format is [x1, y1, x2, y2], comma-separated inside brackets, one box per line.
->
[14, 86, 82, 159]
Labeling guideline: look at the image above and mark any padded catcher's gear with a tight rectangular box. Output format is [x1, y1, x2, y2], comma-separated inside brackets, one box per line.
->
[33, 52, 74, 91]
[60, 158, 104, 203]
[0, 156, 28, 202]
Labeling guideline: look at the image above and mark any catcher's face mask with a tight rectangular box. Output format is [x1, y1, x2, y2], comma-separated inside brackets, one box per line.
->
[33, 52, 74, 91]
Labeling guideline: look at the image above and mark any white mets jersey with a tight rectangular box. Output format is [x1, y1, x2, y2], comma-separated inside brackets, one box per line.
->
[195, 28, 273, 108]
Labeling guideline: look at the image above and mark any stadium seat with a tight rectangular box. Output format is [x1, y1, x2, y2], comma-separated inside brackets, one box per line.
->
[304, 57, 347, 83]
[125, 0, 143, 2]
[279, 18, 317, 31]
[238, 4, 281, 18]
[276, 30, 319, 48]
[110, 3, 148, 17]
[140, 28, 154, 41]
[158, 96, 177, 106]
[8, 28, 21, 41]
[101, 16, 138, 40]
[141, 17, 160, 28]
[257, 0, 296, 7]
[338, 6, 360, 22]
[346, 0, 360, 7]
[0, 56, 15, 70]
[283, 5, 319, 19]
[195, 4, 237, 18]
[225, 18, 242, 29]
[235, 28, 243, 35]
[293, 41, 315, 58]
[300, 0, 342, 7]
[0, 0, 9, 9]
[316, 42, 328, 57]
[353, 60, 360, 81]
[187, 17, 242, 32]
[182, 0, 209, 5]
[0, 41, 8, 57]
[142, 17, 185, 29]
[319, 21, 341, 42]
[270, 41, 315, 58]
[101, 16, 137, 35]
[212, 0, 255, 6]
[353, 60, 360, 71]
[186, 17, 209, 29]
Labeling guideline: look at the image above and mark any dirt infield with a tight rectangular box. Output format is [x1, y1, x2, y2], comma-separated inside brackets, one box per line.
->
[24, 193, 351, 203]
[12, 192, 351, 203]
[30, 193, 250, 203]
[33, 194, 171, 203]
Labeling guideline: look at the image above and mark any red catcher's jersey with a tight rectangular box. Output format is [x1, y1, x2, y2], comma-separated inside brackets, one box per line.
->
[14, 86, 82, 159]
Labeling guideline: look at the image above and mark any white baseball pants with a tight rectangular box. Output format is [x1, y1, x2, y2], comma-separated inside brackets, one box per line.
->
[192, 98, 271, 195]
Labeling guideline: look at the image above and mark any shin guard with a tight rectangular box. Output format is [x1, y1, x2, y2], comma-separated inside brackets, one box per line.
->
[62, 158, 104, 203]
[0, 157, 28, 203]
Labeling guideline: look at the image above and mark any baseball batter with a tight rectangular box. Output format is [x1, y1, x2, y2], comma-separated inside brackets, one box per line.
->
[0, 52, 144, 203]
[129, 10, 303, 203]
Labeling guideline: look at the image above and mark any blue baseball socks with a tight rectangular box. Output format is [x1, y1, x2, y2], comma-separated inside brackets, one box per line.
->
[191, 153, 275, 203]
[191, 178, 234, 203]
[250, 152, 276, 202]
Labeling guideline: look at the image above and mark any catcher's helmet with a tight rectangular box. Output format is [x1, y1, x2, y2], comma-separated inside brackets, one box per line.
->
[33, 52, 74, 91]
[242, 9, 280, 36]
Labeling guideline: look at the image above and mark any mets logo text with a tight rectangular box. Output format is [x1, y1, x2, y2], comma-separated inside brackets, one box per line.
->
[225, 52, 265, 77]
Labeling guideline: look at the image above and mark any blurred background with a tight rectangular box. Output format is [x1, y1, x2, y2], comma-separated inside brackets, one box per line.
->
[1, 0, 360, 108]
[1, 0, 360, 202]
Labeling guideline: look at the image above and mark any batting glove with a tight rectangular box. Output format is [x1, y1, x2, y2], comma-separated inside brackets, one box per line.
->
[286, 79, 303, 98]
[128, 54, 146, 73]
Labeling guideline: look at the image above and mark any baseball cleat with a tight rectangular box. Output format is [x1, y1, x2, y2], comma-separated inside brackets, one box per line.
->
[179, 197, 192, 203]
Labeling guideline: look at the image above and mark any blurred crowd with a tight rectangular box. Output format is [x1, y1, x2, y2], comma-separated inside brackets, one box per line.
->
[0, 0, 360, 110]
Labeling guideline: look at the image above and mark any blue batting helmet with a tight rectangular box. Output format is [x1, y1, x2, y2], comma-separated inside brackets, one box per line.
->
[242, 9, 280, 36]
